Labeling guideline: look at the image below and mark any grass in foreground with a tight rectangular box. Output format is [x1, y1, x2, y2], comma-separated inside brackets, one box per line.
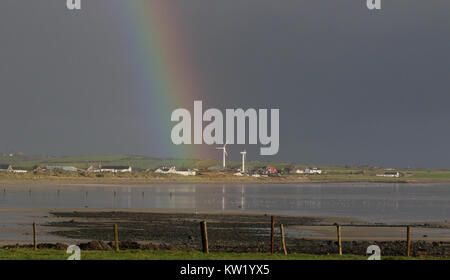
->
[0, 249, 446, 260]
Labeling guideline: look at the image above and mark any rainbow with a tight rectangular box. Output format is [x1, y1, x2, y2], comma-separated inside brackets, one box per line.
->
[111, 1, 207, 159]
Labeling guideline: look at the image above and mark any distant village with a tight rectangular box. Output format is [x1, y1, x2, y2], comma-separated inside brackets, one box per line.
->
[0, 163, 323, 177]
[0, 147, 403, 179]
[0, 164, 133, 174]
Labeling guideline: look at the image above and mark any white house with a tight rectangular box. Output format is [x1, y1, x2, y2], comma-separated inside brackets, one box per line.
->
[155, 166, 175, 174]
[100, 165, 132, 173]
[0, 165, 27, 173]
[376, 171, 400, 178]
[155, 166, 196, 176]
[12, 169, 28, 173]
[234, 172, 250, 177]
[304, 168, 322, 175]
[174, 169, 196, 176]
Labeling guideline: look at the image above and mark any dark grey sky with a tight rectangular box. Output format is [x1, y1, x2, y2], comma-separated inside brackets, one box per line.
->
[0, 0, 449, 168]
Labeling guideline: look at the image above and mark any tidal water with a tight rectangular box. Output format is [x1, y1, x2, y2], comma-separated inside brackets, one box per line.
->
[1, 182, 449, 223]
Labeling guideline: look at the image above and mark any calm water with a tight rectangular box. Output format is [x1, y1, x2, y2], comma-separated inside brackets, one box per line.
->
[1, 182, 450, 223]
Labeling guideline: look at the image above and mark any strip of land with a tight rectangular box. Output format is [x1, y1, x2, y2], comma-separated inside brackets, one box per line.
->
[0, 249, 445, 260]
[0, 172, 448, 184]
[2, 154, 450, 183]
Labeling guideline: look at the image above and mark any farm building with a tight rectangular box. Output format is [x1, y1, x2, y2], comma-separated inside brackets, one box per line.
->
[100, 165, 132, 173]
[305, 168, 322, 175]
[155, 166, 173, 174]
[12, 169, 28, 173]
[46, 166, 78, 172]
[33, 166, 43, 172]
[155, 166, 196, 176]
[0, 165, 28, 173]
[254, 166, 278, 175]
[266, 166, 278, 174]
[376, 171, 400, 178]
[87, 165, 101, 172]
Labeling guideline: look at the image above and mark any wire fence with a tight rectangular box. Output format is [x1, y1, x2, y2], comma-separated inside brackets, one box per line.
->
[20, 215, 450, 258]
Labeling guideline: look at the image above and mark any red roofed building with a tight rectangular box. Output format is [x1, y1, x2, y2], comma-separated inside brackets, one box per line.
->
[266, 166, 278, 174]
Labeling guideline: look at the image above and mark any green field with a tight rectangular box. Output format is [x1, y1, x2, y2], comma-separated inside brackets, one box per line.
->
[0, 249, 444, 260]
[0, 154, 304, 172]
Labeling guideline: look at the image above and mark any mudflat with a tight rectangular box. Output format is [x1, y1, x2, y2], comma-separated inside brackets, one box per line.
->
[41, 210, 450, 257]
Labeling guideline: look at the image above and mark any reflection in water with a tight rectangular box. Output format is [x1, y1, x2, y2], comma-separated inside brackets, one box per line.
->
[0, 183, 450, 223]
[241, 185, 245, 210]
[222, 185, 225, 211]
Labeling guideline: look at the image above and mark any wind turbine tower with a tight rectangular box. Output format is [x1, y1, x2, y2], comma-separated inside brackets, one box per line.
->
[216, 143, 228, 169]
[240, 150, 247, 172]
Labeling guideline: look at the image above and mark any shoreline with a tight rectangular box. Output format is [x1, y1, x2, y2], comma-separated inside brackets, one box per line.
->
[0, 177, 448, 185]
[20, 210, 450, 256]
[0, 209, 449, 256]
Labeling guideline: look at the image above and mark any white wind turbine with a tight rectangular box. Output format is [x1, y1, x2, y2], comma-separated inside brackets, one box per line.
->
[240, 150, 247, 173]
[216, 142, 228, 169]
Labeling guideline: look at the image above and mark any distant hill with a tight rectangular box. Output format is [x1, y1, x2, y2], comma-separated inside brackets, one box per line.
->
[0, 154, 303, 171]
[0, 153, 46, 165]
[0, 154, 386, 174]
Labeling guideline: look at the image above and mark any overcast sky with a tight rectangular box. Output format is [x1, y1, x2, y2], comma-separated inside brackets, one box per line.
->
[0, 0, 449, 168]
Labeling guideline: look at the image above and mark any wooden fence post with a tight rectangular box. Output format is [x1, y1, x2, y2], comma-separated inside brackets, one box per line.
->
[33, 222, 37, 251]
[406, 226, 411, 257]
[200, 221, 209, 254]
[337, 225, 342, 255]
[114, 224, 119, 251]
[280, 224, 287, 255]
[270, 216, 275, 254]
